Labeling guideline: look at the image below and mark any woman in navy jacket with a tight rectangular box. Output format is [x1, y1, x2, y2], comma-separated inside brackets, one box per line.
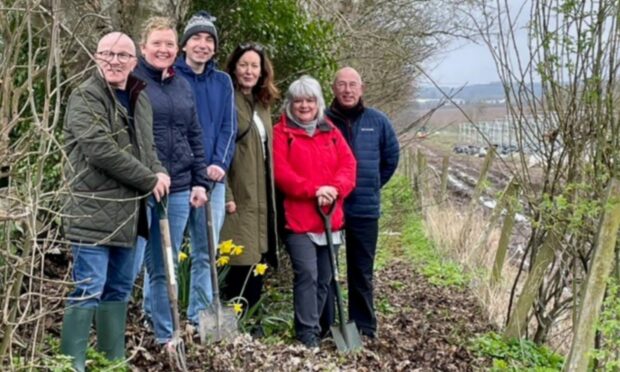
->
[133, 16, 209, 348]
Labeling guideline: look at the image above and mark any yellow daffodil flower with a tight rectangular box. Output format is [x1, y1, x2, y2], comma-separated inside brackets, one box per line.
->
[232, 303, 243, 315]
[253, 263, 268, 276]
[219, 240, 234, 255]
[179, 251, 189, 262]
[216, 255, 230, 267]
[232, 245, 244, 256]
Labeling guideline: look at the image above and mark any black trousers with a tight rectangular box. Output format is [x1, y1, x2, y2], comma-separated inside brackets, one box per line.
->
[345, 216, 379, 336]
[285, 234, 334, 343]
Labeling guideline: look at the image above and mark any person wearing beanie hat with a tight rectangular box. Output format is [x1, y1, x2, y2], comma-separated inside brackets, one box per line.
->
[181, 11, 218, 50]
[174, 10, 237, 327]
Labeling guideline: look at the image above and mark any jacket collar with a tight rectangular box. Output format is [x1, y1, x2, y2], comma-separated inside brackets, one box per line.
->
[92, 71, 146, 112]
[174, 56, 215, 80]
[280, 113, 333, 134]
[328, 98, 365, 123]
[138, 57, 175, 83]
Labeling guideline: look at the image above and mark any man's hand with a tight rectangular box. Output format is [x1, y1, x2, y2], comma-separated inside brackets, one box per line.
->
[225, 201, 236, 214]
[316, 185, 338, 204]
[152, 172, 170, 202]
[207, 165, 226, 182]
[190, 186, 208, 208]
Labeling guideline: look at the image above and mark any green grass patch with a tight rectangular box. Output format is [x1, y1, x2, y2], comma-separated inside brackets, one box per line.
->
[376, 174, 416, 270]
[402, 215, 468, 288]
[42, 337, 129, 372]
[471, 332, 564, 371]
[376, 174, 468, 288]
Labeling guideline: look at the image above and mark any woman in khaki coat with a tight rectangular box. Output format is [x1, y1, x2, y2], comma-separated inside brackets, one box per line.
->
[221, 43, 280, 327]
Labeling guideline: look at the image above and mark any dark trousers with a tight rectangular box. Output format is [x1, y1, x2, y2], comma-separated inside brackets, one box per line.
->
[345, 216, 379, 336]
[221, 265, 264, 314]
[285, 234, 334, 343]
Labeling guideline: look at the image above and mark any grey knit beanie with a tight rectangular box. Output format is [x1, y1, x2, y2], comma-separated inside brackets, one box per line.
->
[181, 11, 218, 50]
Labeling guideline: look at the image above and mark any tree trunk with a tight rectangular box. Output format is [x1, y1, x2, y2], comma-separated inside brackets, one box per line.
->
[490, 181, 519, 286]
[504, 231, 558, 339]
[564, 178, 620, 372]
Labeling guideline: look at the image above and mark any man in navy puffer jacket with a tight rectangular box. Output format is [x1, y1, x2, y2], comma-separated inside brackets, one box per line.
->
[174, 11, 237, 326]
[325, 67, 400, 339]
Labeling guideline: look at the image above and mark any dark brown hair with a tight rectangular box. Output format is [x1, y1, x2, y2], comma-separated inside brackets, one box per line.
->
[225, 43, 280, 106]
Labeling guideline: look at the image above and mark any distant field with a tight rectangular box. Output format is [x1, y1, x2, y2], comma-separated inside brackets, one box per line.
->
[394, 104, 511, 133]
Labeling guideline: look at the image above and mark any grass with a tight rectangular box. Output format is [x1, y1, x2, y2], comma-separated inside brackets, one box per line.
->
[401, 214, 468, 288]
[379, 174, 468, 289]
[471, 332, 564, 372]
[42, 338, 130, 372]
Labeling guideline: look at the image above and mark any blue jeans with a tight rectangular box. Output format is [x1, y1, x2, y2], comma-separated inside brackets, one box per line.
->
[68, 244, 138, 309]
[143, 191, 190, 343]
[132, 236, 152, 319]
[187, 182, 226, 324]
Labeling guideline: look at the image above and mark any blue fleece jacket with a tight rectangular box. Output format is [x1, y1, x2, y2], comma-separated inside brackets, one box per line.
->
[134, 57, 209, 193]
[326, 104, 400, 218]
[174, 58, 237, 177]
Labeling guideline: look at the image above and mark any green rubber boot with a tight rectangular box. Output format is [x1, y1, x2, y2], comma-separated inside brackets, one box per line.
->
[60, 307, 94, 372]
[95, 301, 128, 361]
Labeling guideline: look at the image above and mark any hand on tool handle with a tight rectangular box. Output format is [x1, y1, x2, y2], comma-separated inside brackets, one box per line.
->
[152, 172, 170, 202]
[190, 186, 208, 208]
[316, 185, 338, 206]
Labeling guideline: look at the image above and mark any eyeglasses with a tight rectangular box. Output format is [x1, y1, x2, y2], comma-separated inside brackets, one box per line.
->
[96, 51, 135, 63]
[335, 81, 360, 90]
[238, 43, 264, 53]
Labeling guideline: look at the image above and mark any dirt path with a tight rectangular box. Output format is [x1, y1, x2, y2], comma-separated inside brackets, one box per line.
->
[126, 256, 493, 371]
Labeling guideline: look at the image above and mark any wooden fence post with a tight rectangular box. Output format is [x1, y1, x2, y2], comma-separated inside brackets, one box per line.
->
[459, 148, 495, 248]
[407, 147, 414, 184]
[565, 178, 620, 372]
[414, 149, 427, 210]
[468, 177, 516, 267]
[437, 155, 450, 204]
[470, 148, 495, 206]
[490, 181, 519, 286]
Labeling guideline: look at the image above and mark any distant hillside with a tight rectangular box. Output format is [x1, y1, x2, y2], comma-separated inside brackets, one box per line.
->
[417, 82, 542, 103]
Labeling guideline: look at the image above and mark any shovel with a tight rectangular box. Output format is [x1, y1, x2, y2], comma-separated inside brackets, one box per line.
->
[198, 196, 238, 343]
[317, 201, 363, 353]
[156, 199, 188, 372]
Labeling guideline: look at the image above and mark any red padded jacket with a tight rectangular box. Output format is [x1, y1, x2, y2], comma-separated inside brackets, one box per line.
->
[274, 113, 357, 233]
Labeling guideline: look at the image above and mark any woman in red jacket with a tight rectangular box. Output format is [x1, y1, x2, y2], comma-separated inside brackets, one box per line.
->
[273, 75, 357, 348]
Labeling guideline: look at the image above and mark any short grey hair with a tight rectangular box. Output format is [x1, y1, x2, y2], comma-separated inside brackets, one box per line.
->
[284, 75, 325, 122]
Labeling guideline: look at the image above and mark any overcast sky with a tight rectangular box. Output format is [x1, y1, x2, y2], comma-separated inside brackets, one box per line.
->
[424, 1, 531, 87]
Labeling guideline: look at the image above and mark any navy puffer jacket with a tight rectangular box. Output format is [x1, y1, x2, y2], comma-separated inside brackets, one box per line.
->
[325, 104, 400, 218]
[134, 58, 209, 193]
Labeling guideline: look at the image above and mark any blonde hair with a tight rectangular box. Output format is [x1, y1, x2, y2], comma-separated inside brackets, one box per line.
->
[139, 16, 177, 46]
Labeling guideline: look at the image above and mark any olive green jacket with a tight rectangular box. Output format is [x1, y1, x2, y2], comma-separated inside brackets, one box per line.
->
[62, 73, 166, 248]
[221, 90, 278, 266]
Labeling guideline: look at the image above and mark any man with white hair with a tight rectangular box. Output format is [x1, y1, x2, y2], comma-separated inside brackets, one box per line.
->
[60, 32, 169, 371]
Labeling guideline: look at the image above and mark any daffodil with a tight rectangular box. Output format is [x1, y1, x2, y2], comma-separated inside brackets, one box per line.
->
[216, 255, 230, 267]
[179, 251, 189, 262]
[253, 263, 268, 276]
[219, 240, 234, 255]
[232, 244, 244, 256]
[232, 303, 243, 315]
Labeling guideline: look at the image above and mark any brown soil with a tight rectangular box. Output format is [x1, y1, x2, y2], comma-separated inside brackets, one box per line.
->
[125, 258, 493, 371]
